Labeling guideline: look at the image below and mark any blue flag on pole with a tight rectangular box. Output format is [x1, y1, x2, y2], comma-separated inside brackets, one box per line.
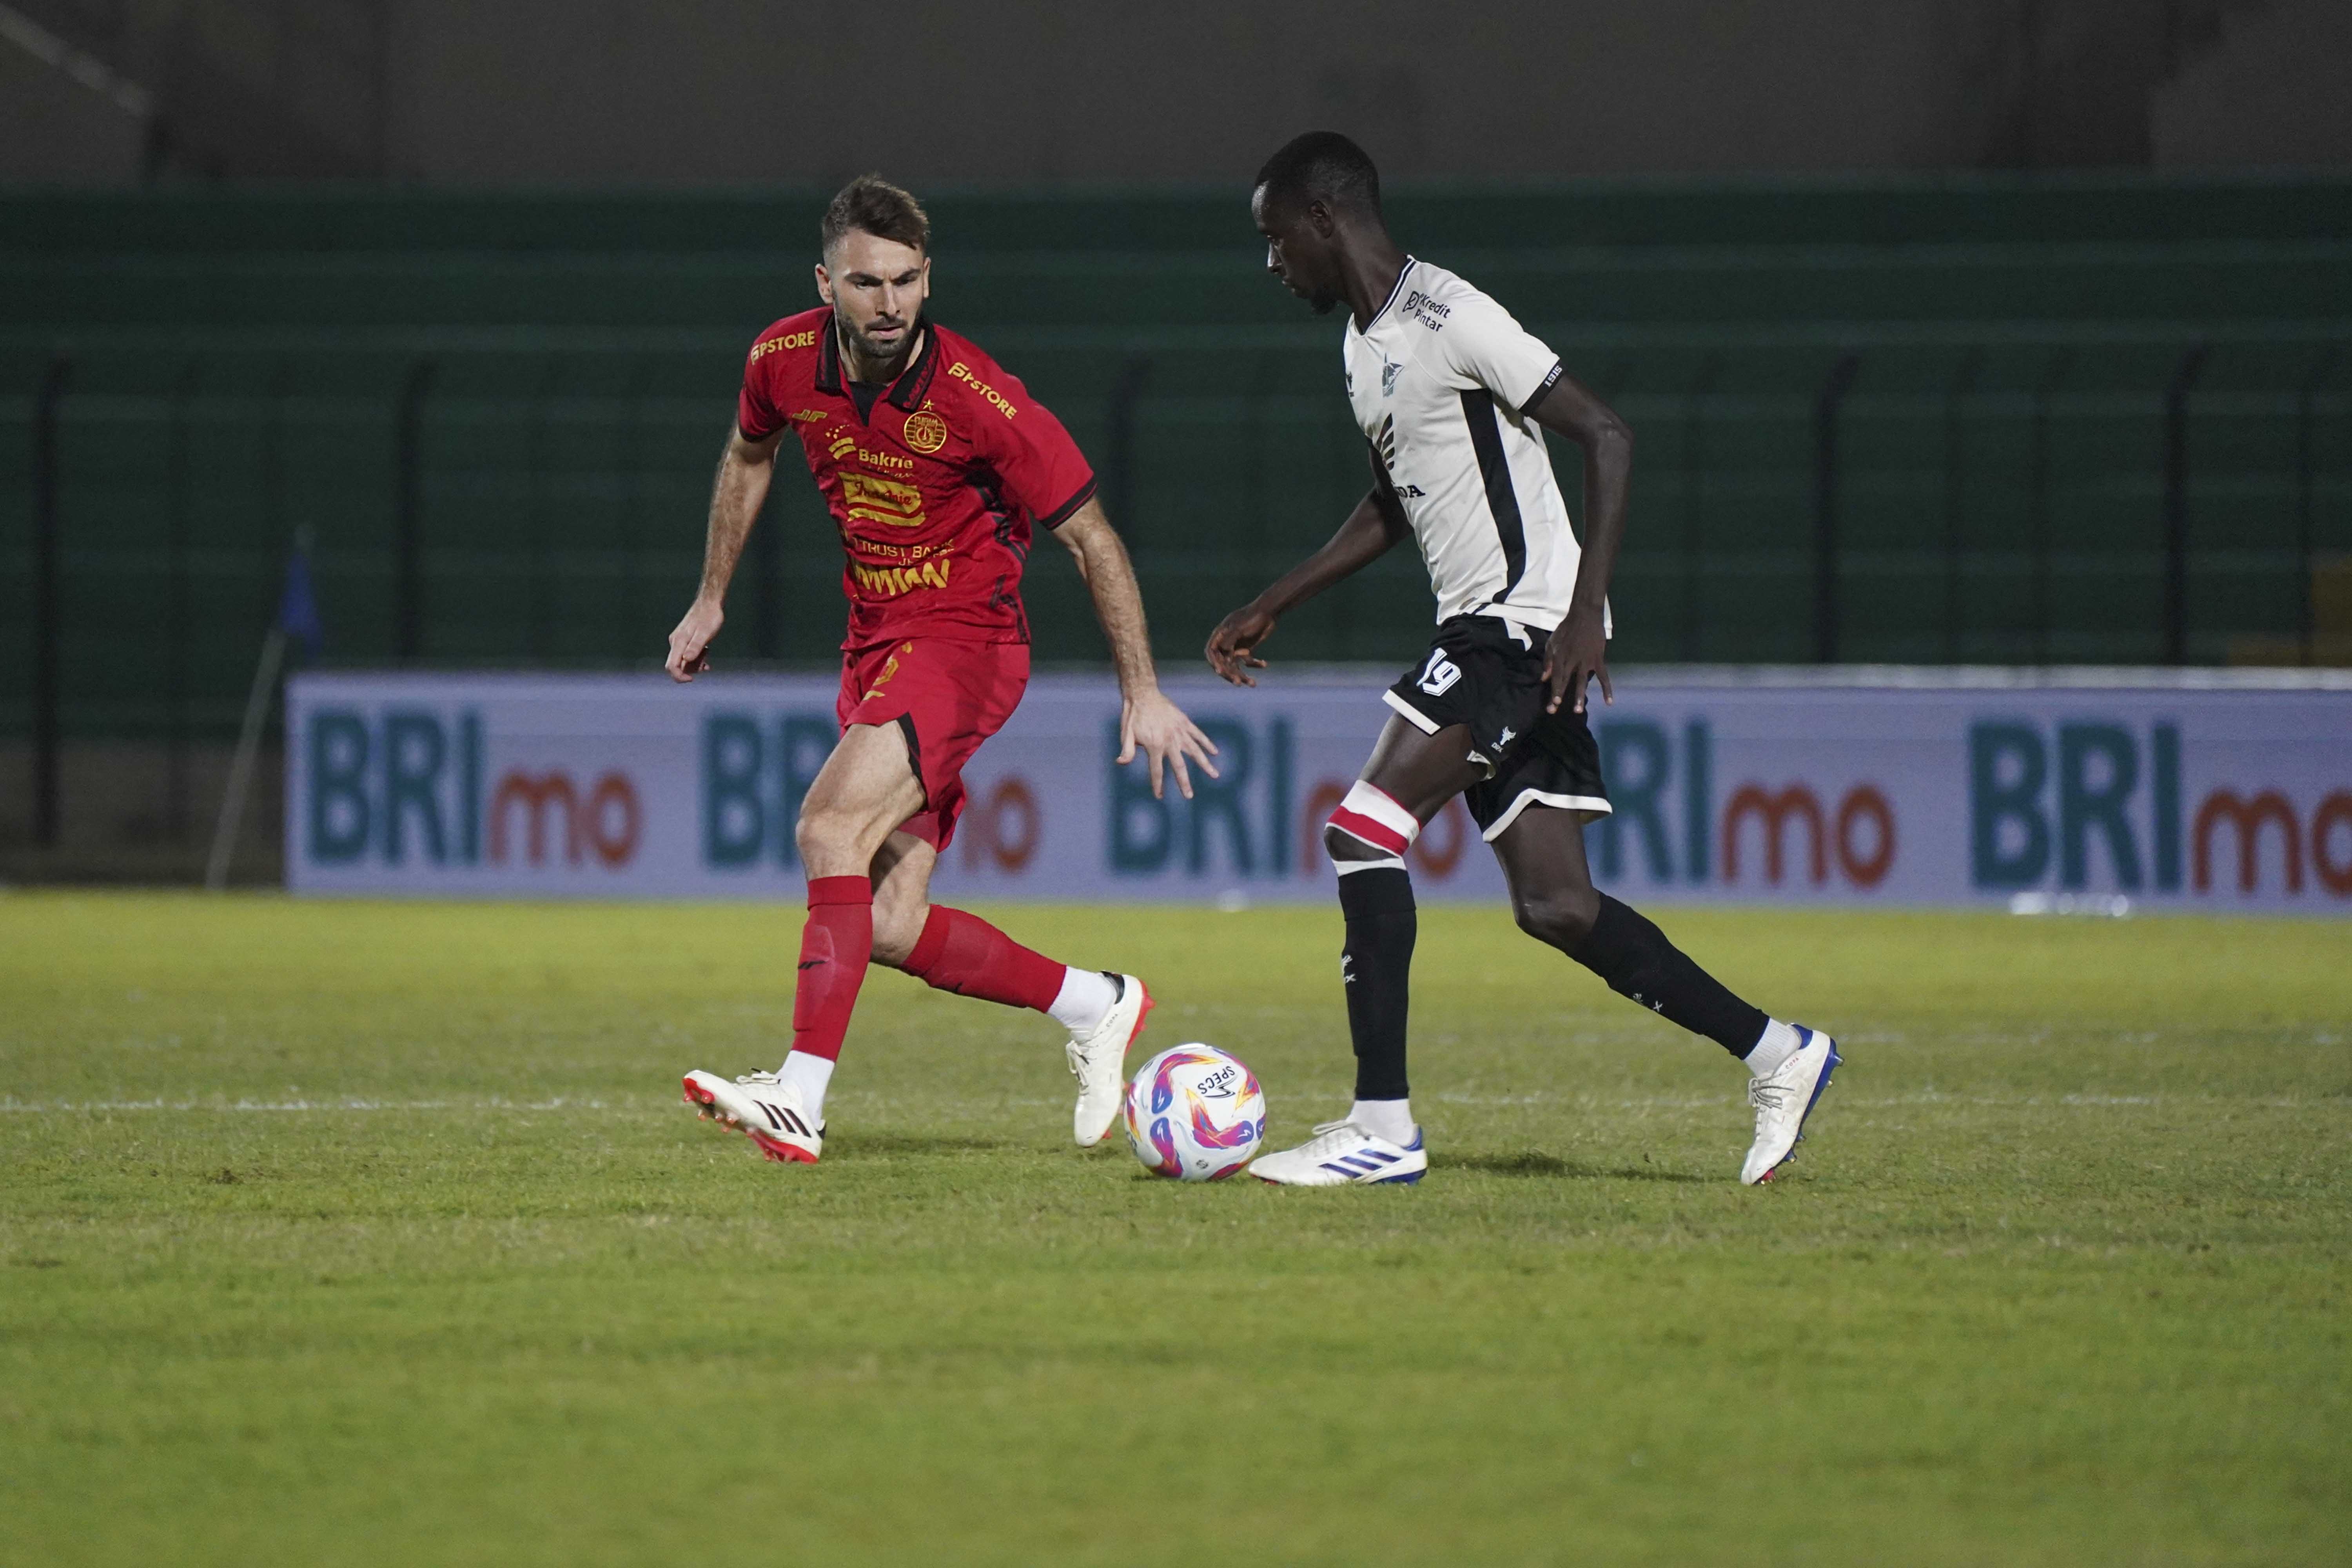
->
[277, 546, 325, 659]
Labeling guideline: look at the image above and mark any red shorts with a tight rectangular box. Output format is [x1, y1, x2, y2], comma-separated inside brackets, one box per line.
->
[837, 637, 1029, 851]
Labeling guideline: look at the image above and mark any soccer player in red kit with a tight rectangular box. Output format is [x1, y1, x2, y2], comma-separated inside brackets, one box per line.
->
[668, 176, 1217, 1165]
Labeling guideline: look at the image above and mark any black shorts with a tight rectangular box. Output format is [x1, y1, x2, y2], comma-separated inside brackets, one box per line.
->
[1383, 614, 1613, 841]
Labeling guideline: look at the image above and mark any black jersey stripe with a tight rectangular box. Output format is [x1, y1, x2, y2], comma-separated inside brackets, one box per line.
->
[1459, 388, 1527, 601]
[1034, 477, 1098, 532]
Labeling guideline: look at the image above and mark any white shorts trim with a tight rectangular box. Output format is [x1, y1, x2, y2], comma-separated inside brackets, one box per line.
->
[1481, 789, 1613, 842]
[1380, 688, 1441, 734]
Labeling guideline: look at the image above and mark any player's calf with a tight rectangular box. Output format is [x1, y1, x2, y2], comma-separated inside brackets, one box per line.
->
[1568, 893, 1767, 1053]
[893, 903, 1153, 1146]
[1564, 893, 1845, 1183]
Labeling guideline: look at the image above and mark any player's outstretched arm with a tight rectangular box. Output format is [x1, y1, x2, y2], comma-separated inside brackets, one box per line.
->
[1205, 483, 1408, 687]
[1526, 371, 1633, 715]
[1055, 497, 1220, 801]
[665, 426, 782, 682]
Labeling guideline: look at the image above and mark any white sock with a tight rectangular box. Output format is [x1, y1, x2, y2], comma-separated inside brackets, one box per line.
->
[1047, 968, 1119, 1036]
[776, 1050, 836, 1120]
[1745, 1019, 1803, 1079]
[1350, 1098, 1417, 1146]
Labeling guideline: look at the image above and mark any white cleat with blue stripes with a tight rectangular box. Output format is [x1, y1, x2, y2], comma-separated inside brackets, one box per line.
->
[1250, 1120, 1427, 1186]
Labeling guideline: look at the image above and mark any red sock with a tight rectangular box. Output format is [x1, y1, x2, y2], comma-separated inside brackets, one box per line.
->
[790, 876, 874, 1062]
[902, 906, 1067, 1014]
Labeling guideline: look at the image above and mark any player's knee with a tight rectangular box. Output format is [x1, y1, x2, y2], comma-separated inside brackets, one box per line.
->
[1513, 884, 1599, 950]
[791, 812, 834, 865]
[1324, 782, 1419, 867]
[1322, 820, 1390, 865]
[793, 804, 865, 867]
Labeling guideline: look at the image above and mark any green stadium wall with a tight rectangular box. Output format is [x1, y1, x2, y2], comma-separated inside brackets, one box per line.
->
[4, 176, 2350, 764]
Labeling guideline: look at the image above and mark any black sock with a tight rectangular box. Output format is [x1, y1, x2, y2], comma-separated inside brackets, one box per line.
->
[1569, 894, 1768, 1057]
[1337, 866, 1416, 1100]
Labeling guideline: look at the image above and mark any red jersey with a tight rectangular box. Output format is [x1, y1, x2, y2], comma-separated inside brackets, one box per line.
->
[737, 309, 1097, 649]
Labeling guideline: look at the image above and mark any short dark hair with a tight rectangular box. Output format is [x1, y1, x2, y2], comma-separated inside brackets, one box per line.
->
[821, 174, 929, 256]
[1254, 132, 1381, 217]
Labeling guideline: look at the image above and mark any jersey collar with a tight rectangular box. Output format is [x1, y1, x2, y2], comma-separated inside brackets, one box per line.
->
[1359, 255, 1417, 334]
[816, 315, 941, 411]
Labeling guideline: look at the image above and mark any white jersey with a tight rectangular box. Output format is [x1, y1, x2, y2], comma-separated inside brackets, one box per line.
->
[1343, 256, 1602, 636]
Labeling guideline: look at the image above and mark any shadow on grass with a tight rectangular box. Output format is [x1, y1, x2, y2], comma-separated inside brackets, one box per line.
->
[1435, 1151, 1712, 1184]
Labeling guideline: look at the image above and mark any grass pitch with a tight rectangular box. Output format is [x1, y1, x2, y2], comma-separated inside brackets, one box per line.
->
[2, 892, 2347, 1566]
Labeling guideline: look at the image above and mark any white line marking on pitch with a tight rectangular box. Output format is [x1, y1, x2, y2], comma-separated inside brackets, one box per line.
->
[0, 1098, 614, 1113]
[2, 1092, 2328, 1114]
[1430, 1092, 2325, 1110]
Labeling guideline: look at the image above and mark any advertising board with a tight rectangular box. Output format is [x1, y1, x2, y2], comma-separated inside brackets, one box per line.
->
[287, 670, 2352, 913]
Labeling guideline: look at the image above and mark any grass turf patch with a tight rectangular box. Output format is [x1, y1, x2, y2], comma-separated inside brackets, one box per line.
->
[2, 892, 2347, 1565]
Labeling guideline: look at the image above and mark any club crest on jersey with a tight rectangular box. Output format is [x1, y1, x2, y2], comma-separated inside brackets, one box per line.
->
[902, 407, 948, 454]
[1381, 359, 1403, 396]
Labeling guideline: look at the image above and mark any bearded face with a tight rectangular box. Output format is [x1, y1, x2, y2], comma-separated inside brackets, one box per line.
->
[816, 229, 931, 373]
[835, 301, 915, 363]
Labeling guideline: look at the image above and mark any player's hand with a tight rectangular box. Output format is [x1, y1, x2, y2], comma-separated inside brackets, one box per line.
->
[1542, 606, 1612, 715]
[666, 597, 724, 682]
[1205, 603, 1277, 687]
[1120, 687, 1220, 801]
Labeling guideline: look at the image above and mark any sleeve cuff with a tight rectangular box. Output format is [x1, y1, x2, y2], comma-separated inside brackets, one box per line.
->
[1519, 361, 1565, 417]
[1036, 477, 1099, 531]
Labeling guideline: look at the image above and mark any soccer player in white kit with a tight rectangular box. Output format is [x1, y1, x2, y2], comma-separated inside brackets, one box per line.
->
[1207, 133, 1841, 1187]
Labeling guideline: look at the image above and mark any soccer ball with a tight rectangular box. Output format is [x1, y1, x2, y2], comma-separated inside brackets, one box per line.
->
[1123, 1043, 1267, 1181]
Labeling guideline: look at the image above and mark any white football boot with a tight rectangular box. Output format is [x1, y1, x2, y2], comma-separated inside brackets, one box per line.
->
[1250, 1120, 1427, 1186]
[1067, 973, 1153, 1147]
[1741, 1025, 1842, 1185]
[682, 1069, 824, 1165]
